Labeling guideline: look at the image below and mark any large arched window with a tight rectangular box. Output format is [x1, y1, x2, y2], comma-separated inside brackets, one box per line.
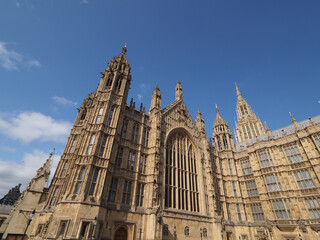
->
[165, 131, 199, 212]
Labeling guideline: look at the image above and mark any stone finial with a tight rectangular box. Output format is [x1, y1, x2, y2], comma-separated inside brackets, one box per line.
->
[290, 112, 300, 130]
[121, 43, 127, 55]
[264, 122, 273, 139]
[175, 80, 183, 101]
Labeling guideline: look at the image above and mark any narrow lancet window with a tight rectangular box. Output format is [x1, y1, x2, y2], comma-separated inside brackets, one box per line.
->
[96, 107, 104, 124]
[74, 168, 85, 194]
[107, 106, 115, 126]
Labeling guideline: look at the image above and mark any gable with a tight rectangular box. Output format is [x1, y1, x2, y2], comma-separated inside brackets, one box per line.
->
[162, 100, 200, 140]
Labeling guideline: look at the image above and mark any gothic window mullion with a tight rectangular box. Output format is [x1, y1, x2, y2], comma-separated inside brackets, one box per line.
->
[174, 139, 178, 209]
[169, 144, 172, 207]
[176, 137, 179, 209]
[170, 142, 173, 208]
[185, 141, 190, 211]
[194, 151, 199, 212]
[178, 136, 181, 210]
[182, 137, 186, 210]
[189, 147, 193, 211]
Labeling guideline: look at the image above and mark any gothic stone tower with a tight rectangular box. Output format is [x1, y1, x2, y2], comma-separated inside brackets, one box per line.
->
[27, 48, 222, 240]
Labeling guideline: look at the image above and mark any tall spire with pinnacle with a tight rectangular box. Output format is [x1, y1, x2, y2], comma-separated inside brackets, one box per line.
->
[235, 82, 242, 97]
[97, 45, 132, 97]
[234, 83, 265, 143]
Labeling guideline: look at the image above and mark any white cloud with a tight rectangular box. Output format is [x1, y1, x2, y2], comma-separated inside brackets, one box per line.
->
[0, 145, 16, 153]
[0, 42, 22, 71]
[80, 0, 88, 4]
[0, 111, 72, 144]
[52, 96, 77, 107]
[136, 83, 149, 101]
[0, 150, 60, 197]
[16, 2, 20, 8]
[139, 83, 148, 91]
[26, 59, 41, 68]
[0, 42, 40, 71]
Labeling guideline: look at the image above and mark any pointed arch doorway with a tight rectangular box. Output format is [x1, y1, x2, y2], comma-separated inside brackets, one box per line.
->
[114, 227, 127, 240]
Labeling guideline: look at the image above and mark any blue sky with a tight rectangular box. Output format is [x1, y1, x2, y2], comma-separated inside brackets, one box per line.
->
[0, 0, 319, 196]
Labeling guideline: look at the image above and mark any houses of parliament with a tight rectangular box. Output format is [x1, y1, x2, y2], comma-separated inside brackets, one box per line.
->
[1, 46, 320, 240]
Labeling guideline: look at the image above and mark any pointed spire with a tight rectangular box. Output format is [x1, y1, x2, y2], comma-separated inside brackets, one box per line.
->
[289, 112, 296, 122]
[235, 82, 247, 107]
[149, 84, 161, 112]
[121, 42, 127, 55]
[235, 82, 242, 97]
[196, 108, 205, 134]
[289, 112, 300, 130]
[264, 122, 273, 139]
[34, 152, 52, 180]
[213, 106, 228, 127]
[175, 80, 183, 101]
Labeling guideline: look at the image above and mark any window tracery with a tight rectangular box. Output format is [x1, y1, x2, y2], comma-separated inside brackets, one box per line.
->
[165, 131, 199, 212]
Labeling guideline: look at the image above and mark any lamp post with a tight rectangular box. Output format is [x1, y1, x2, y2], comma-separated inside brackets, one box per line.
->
[173, 226, 176, 240]
[22, 210, 35, 240]
[200, 228, 203, 240]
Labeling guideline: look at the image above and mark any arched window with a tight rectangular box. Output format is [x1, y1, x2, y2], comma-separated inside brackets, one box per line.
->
[131, 124, 139, 144]
[203, 228, 207, 237]
[74, 167, 85, 194]
[115, 76, 122, 90]
[89, 168, 99, 195]
[162, 225, 169, 236]
[69, 137, 76, 153]
[107, 106, 115, 126]
[223, 135, 228, 149]
[184, 226, 189, 236]
[165, 131, 200, 212]
[60, 161, 68, 177]
[80, 108, 87, 120]
[96, 107, 104, 124]
[50, 187, 59, 206]
[106, 73, 113, 87]
[121, 120, 128, 139]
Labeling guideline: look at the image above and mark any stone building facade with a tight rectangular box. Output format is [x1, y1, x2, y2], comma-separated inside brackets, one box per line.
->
[3, 47, 320, 240]
[0, 154, 52, 240]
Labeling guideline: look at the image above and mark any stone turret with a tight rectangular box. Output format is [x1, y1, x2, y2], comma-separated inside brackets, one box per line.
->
[149, 85, 162, 112]
[212, 106, 234, 151]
